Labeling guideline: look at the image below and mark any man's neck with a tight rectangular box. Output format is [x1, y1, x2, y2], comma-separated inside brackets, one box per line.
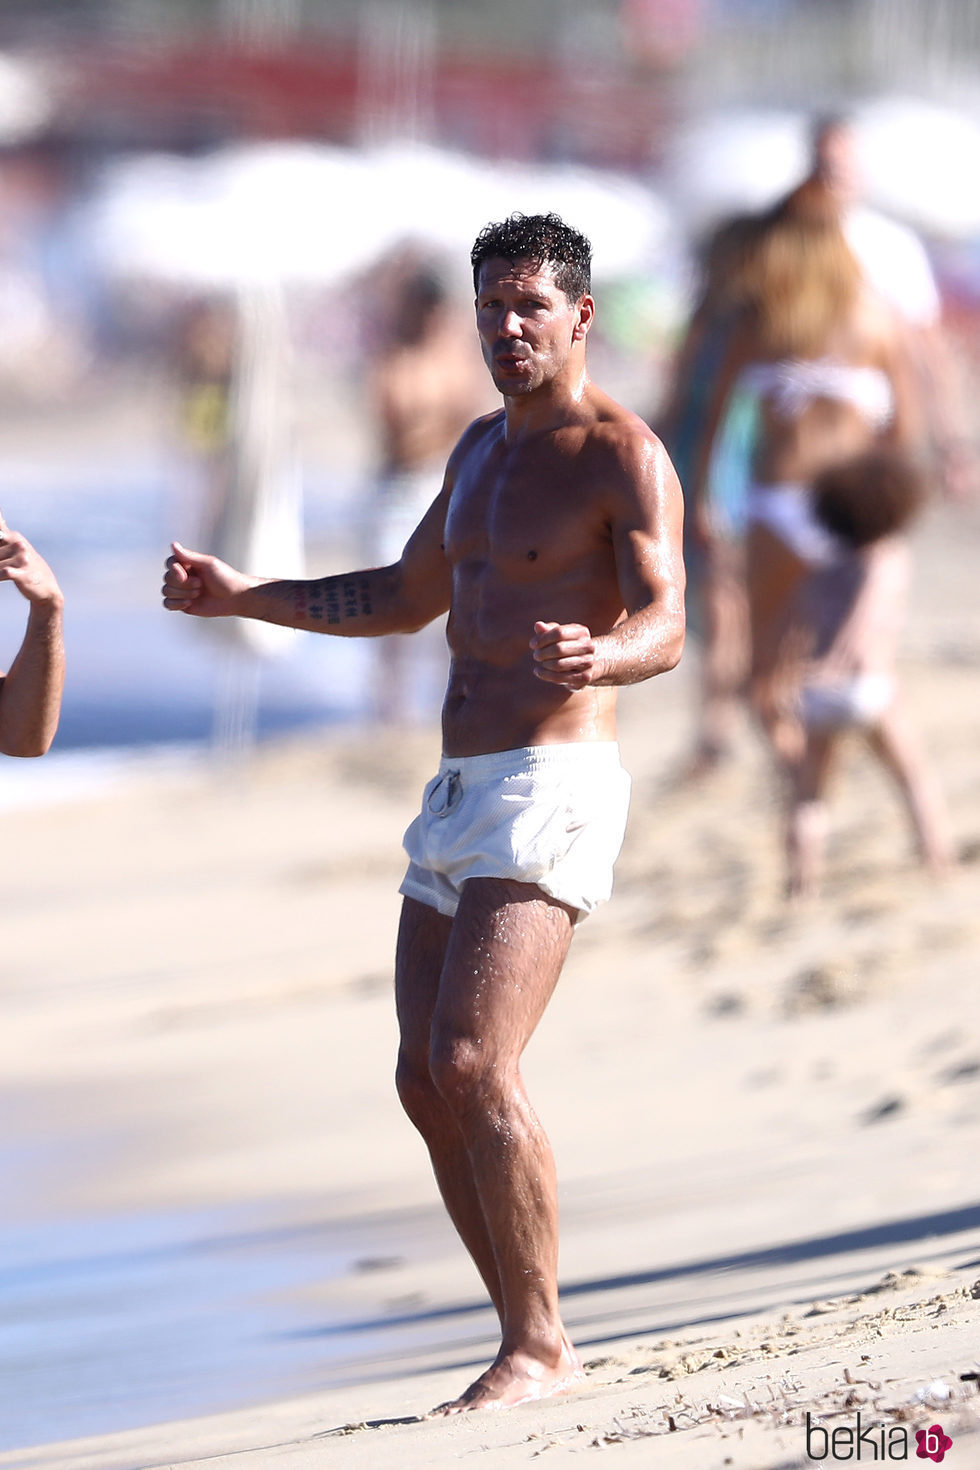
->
[501, 367, 591, 442]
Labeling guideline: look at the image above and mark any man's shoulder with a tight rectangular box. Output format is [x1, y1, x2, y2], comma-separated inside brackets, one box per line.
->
[585, 388, 670, 466]
[457, 408, 505, 448]
[575, 393, 679, 512]
[445, 409, 504, 470]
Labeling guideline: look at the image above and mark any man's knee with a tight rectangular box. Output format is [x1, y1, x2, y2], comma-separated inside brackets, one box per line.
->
[428, 1031, 503, 1119]
[395, 1049, 442, 1129]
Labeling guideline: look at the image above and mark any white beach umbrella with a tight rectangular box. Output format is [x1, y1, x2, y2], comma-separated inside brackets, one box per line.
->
[0, 52, 51, 143]
[209, 282, 304, 656]
[200, 282, 307, 752]
[852, 96, 980, 240]
[664, 98, 980, 243]
[87, 144, 376, 288]
[663, 108, 808, 232]
[86, 140, 672, 290]
[359, 142, 673, 280]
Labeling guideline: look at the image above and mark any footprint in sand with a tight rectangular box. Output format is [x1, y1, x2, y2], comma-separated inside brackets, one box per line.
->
[860, 1095, 906, 1124]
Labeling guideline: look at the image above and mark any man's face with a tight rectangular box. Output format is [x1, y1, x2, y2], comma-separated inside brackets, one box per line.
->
[475, 257, 593, 397]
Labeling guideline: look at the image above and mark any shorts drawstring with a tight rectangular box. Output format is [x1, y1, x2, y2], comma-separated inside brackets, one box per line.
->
[427, 768, 462, 816]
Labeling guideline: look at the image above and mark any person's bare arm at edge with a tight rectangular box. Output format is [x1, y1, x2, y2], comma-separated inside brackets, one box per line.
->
[531, 433, 686, 690]
[161, 448, 462, 636]
[0, 511, 65, 757]
[683, 320, 756, 551]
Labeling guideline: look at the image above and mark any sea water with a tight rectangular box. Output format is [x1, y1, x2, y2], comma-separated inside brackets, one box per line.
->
[0, 1196, 363, 1452]
[0, 452, 375, 811]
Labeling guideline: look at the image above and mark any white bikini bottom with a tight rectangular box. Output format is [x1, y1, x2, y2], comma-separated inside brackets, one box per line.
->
[746, 484, 840, 566]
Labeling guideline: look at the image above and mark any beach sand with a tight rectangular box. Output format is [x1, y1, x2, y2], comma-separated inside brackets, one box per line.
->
[2, 495, 980, 1468]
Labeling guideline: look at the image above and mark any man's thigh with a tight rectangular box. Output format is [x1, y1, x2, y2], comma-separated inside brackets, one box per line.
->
[434, 877, 576, 1062]
[395, 896, 453, 1064]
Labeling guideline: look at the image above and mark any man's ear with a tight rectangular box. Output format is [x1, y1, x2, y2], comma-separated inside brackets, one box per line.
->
[572, 294, 595, 341]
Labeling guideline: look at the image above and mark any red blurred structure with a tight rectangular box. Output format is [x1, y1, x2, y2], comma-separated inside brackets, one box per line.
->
[44, 34, 675, 168]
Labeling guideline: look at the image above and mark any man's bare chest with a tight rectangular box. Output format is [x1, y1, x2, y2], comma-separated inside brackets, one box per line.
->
[445, 439, 609, 580]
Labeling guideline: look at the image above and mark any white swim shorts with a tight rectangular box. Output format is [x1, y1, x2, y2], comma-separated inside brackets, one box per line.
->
[400, 742, 631, 922]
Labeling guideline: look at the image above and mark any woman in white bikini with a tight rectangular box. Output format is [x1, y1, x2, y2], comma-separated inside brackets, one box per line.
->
[690, 177, 920, 771]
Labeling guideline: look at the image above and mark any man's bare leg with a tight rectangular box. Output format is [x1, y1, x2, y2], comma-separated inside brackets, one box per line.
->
[397, 879, 583, 1414]
[428, 877, 582, 1413]
[395, 897, 505, 1319]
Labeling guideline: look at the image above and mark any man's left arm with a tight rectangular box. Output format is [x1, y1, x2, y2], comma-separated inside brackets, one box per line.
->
[531, 434, 686, 689]
[0, 515, 65, 757]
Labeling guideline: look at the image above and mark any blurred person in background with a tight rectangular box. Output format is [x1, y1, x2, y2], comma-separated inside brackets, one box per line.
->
[173, 294, 238, 541]
[689, 177, 919, 775]
[0, 141, 93, 399]
[780, 449, 952, 899]
[809, 112, 976, 501]
[176, 296, 237, 464]
[365, 251, 488, 724]
[0, 511, 64, 757]
[163, 211, 686, 1415]
[657, 211, 759, 776]
[662, 110, 975, 779]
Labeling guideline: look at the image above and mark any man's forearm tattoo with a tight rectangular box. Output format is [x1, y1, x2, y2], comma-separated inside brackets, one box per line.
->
[295, 576, 373, 626]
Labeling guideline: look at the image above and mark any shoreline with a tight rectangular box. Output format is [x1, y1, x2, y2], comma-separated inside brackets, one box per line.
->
[5, 1259, 979, 1468]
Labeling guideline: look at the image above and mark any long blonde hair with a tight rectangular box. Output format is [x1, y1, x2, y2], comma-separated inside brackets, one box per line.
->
[738, 179, 862, 358]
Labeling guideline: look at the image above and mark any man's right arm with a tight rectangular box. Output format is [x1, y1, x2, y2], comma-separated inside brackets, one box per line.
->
[162, 475, 454, 636]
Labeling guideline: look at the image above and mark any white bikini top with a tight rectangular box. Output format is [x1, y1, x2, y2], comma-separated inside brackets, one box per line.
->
[740, 358, 894, 431]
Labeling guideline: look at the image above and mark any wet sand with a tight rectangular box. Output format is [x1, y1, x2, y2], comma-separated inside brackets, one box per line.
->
[2, 496, 980, 1468]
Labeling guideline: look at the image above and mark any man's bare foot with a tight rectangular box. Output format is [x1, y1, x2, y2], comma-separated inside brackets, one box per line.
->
[427, 1340, 585, 1416]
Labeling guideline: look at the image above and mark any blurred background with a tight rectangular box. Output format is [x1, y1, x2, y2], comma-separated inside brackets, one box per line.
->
[1, 0, 979, 802]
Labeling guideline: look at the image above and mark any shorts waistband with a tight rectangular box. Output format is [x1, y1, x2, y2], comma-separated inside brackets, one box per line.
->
[437, 742, 621, 779]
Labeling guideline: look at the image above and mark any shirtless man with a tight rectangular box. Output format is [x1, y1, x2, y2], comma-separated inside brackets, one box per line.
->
[0, 511, 64, 757]
[161, 212, 686, 1414]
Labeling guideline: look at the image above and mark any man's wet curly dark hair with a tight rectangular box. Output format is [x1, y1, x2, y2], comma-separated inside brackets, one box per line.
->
[471, 213, 592, 301]
[812, 448, 927, 548]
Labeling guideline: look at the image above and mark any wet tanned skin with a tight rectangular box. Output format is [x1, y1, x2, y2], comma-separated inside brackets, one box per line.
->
[442, 405, 668, 752]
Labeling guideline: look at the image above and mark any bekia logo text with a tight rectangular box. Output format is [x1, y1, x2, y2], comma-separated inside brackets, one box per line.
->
[806, 1412, 953, 1460]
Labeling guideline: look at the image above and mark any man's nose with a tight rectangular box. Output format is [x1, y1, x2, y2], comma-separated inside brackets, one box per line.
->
[498, 309, 522, 337]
